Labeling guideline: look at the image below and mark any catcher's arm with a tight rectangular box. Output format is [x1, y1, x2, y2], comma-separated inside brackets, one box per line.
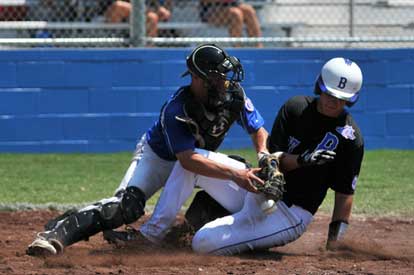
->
[176, 149, 262, 193]
[326, 192, 353, 250]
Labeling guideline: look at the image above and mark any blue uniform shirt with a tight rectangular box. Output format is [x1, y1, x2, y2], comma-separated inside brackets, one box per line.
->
[147, 86, 264, 161]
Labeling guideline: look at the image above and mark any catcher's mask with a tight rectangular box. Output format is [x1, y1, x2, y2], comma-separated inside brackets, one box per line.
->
[182, 43, 244, 109]
[314, 57, 363, 107]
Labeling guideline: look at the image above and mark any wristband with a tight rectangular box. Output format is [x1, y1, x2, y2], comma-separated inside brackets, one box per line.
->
[297, 150, 311, 167]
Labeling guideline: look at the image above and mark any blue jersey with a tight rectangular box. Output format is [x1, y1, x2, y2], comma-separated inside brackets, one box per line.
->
[147, 86, 264, 161]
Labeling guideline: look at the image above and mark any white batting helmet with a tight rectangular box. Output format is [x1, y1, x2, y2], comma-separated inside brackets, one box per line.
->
[315, 57, 363, 106]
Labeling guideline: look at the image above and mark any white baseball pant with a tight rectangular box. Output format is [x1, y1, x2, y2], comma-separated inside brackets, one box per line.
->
[115, 134, 176, 199]
[140, 149, 248, 243]
[192, 193, 314, 255]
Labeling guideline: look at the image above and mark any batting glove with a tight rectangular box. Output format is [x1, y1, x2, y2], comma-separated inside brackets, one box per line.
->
[297, 149, 336, 167]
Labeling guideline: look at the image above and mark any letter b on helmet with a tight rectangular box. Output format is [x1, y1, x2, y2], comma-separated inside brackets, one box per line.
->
[337, 77, 347, 89]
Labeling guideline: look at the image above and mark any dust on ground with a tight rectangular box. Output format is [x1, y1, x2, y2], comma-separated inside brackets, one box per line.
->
[0, 210, 413, 275]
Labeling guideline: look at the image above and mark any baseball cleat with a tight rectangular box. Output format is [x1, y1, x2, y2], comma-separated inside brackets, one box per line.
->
[103, 226, 157, 247]
[26, 232, 64, 256]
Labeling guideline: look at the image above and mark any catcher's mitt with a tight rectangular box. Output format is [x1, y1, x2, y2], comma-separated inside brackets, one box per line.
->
[255, 153, 286, 201]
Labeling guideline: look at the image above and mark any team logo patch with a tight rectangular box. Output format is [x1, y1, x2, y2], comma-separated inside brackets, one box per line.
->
[336, 125, 355, 140]
[351, 175, 358, 190]
[244, 98, 255, 112]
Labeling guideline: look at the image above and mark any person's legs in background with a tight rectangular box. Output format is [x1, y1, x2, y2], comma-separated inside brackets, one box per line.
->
[238, 3, 263, 47]
[146, 10, 159, 37]
[226, 6, 244, 38]
[203, 5, 243, 47]
[105, 1, 170, 39]
[202, 2, 262, 47]
[105, 1, 130, 23]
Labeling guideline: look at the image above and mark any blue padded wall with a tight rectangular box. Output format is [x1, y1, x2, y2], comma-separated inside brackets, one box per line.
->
[0, 48, 413, 152]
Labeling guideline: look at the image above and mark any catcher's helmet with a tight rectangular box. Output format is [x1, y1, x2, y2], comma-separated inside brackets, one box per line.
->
[315, 57, 363, 107]
[182, 43, 244, 82]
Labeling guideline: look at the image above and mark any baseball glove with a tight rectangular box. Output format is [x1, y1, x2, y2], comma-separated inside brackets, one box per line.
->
[255, 153, 286, 201]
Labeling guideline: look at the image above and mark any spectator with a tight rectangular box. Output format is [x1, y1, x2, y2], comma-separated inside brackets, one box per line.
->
[104, 0, 171, 38]
[199, 0, 262, 47]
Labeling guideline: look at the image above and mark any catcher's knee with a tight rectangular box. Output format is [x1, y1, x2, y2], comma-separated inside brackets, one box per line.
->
[119, 186, 146, 224]
[100, 186, 146, 227]
[78, 185, 145, 229]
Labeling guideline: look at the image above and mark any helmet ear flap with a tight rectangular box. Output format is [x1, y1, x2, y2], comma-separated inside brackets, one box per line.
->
[345, 93, 359, 107]
[314, 75, 323, 96]
[346, 101, 354, 107]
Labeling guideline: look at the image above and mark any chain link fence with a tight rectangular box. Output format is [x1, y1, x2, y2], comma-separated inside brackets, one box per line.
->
[0, 0, 414, 48]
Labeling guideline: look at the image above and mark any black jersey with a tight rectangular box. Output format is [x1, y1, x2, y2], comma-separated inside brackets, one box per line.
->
[268, 95, 364, 215]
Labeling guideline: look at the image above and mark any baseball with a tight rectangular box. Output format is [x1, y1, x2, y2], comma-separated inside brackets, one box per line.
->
[261, 199, 276, 214]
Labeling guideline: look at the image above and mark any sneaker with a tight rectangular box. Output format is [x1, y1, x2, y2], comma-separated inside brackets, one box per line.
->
[26, 232, 64, 256]
[103, 226, 156, 247]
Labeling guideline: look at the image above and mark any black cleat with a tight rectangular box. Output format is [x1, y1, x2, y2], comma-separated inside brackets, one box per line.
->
[103, 226, 157, 247]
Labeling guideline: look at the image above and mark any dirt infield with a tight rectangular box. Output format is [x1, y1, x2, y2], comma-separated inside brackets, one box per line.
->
[0, 210, 413, 275]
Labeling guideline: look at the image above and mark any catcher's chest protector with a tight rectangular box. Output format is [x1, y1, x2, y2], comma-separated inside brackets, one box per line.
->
[183, 86, 245, 151]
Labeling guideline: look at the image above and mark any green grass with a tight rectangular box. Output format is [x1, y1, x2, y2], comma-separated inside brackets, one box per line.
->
[0, 150, 413, 217]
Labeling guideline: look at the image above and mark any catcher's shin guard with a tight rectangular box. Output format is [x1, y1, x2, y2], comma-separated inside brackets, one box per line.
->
[42, 186, 146, 247]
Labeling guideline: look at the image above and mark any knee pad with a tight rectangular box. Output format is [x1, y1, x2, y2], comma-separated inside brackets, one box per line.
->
[120, 186, 146, 224]
[98, 186, 146, 228]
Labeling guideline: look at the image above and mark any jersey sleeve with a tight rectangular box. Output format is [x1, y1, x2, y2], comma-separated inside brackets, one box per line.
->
[331, 142, 364, 195]
[162, 102, 196, 154]
[268, 102, 291, 152]
[237, 97, 265, 134]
